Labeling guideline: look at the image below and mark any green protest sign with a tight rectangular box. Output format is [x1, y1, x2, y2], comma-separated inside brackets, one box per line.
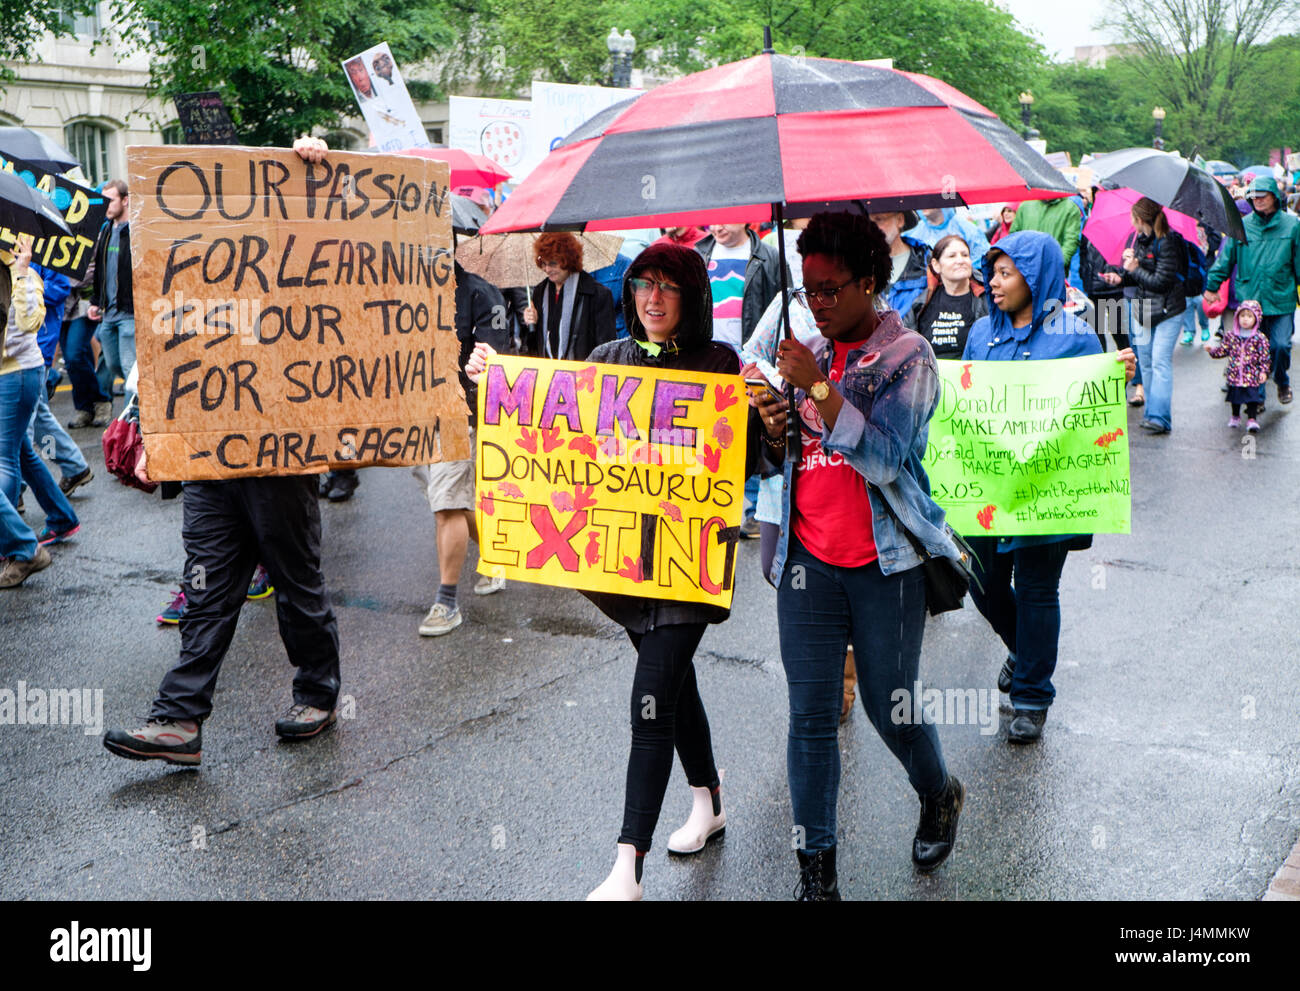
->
[924, 354, 1131, 536]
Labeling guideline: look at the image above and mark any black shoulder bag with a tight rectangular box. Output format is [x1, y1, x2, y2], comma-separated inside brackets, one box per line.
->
[869, 484, 982, 616]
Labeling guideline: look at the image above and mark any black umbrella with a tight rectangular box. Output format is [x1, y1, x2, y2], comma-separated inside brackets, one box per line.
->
[1088, 147, 1246, 243]
[0, 169, 71, 240]
[0, 126, 80, 174]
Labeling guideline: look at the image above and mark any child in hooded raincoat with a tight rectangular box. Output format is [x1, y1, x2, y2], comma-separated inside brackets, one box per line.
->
[1204, 299, 1270, 432]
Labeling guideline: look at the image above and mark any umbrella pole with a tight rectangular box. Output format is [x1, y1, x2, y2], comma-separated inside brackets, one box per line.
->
[772, 201, 800, 462]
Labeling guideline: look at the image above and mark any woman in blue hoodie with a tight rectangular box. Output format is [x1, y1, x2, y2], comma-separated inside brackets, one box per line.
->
[962, 231, 1134, 743]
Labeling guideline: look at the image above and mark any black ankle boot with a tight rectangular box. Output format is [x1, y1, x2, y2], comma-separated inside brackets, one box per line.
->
[997, 654, 1015, 693]
[913, 774, 965, 873]
[795, 846, 841, 901]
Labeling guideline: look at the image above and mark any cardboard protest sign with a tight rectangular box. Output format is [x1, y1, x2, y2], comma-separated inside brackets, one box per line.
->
[0, 152, 106, 280]
[475, 355, 748, 607]
[173, 92, 239, 145]
[127, 145, 466, 480]
[342, 42, 430, 152]
[924, 354, 1130, 535]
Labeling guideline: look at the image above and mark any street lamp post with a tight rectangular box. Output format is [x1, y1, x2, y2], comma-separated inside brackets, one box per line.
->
[606, 28, 636, 88]
[1152, 106, 1166, 151]
[1019, 91, 1038, 141]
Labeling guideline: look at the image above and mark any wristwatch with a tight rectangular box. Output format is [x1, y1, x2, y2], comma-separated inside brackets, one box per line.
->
[809, 379, 831, 402]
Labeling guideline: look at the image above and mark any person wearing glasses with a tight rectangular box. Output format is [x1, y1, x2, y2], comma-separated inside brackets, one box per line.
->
[466, 241, 752, 900]
[745, 212, 967, 900]
[521, 232, 616, 361]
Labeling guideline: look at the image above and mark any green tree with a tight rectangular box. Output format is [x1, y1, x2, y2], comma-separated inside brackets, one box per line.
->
[1030, 60, 1153, 161]
[1, 1, 97, 81]
[110, 0, 455, 146]
[1103, 0, 1300, 150]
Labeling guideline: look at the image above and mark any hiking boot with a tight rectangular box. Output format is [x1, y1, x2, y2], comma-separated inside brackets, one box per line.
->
[91, 402, 112, 427]
[997, 654, 1015, 693]
[66, 409, 93, 429]
[0, 546, 51, 588]
[794, 847, 841, 901]
[274, 702, 336, 740]
[1008, 708, 1047, 744]
[37, 523, 80, 547]
[103, 718, 201, 765]
[246, 564, 274, 599]
[913, 774, 965, 873]
[473, 574, 506, 596]
[157, 589, 187, 625]
[59, 466, 93, 496]
[419, 602, 462, 636]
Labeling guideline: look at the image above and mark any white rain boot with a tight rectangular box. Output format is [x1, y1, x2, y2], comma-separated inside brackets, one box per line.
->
[586, 843, 643, 901]
[667, 785, 726, 855]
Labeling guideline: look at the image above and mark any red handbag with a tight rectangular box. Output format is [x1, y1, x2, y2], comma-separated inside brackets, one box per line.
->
[102, 403, 157, 493]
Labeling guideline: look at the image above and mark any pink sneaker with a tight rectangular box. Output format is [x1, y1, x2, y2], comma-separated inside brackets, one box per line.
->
[1246, 418, 1260, 433]
[1227, 415, 1240, 428]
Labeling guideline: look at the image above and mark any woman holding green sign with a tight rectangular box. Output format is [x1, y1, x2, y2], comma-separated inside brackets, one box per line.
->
[961, 230, 1135, 744]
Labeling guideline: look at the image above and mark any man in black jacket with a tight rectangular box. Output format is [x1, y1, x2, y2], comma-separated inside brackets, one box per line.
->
[88, 179, 134, 410]
[694, 224, 789, 354]
[415, 263, 512, 637]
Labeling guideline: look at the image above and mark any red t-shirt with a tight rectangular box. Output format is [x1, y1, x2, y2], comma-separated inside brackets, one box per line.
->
[791, 339, 877, 567]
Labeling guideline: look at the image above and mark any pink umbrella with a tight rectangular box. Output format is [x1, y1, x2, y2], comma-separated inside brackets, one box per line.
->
[395, 147, 510, 189]
[1083, 187, 1200, 265]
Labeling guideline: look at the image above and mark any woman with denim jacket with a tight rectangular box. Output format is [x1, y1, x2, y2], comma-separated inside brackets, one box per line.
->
[747, 212, 966, 900]
[963, 231, 1135, 744]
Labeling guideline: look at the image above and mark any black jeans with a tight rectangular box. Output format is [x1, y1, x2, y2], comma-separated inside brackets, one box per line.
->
[150, 476, 341, 722]
[966, 537, 1070, 711]
[618, 622, 719, 853]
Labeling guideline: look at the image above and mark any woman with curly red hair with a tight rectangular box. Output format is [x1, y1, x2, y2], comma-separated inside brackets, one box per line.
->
[522, 232, 617, 360]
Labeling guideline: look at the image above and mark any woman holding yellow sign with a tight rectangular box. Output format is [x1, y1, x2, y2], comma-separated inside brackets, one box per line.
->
[749, 212, 967, 900]
[468, 241, 752, 901]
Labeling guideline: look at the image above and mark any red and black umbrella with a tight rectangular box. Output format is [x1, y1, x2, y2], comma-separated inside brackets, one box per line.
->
[482, 49, 1074, 235]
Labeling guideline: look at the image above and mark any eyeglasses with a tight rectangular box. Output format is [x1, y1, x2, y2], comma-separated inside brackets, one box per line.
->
[630, 277, 683, 299]
[791, 278, 857, 309]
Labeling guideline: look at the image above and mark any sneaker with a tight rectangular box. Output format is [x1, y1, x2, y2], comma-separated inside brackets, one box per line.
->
[91, 401, 112, 427]
[739, 517, 761, 540]
[1228, 415, 1241, 429]
[246, 564, 274, 599]
[59, 466, 93, 496]
[1201, 328, 1211, 342]
[1246, 418, 1260, 433]
[66, 409, 93, 429]
[0, 546, 51, 588]
[473, 574, 506, 596]
[37, 523, 80, 546]
[1138, 418, 1169, 434]
[103, 718, 201, 765]
[275, 702, 336, 740]
[418, 602, 462, 636]
[157, 589, 187, 625]
[1179, 331, 1194, 346]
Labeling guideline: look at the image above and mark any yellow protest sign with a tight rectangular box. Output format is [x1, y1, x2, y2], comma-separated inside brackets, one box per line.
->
[474, 354, 748, 607]
[127, 146, 467, 480]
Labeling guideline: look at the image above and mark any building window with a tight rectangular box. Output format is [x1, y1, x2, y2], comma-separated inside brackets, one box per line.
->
[58, 3, 102, 38]
[426, 126, 444, 145]
[65, 122, 112, 185]
[162, 122, 185, 145]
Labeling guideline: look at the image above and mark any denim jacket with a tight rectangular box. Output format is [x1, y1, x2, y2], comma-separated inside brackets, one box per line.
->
[759, 309, 962, 588]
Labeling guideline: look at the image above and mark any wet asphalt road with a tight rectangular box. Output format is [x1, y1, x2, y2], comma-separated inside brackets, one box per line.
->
[2, 339, 1298, 901]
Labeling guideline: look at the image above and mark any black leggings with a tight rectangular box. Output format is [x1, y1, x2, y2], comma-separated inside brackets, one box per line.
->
[1231, 402, 1262, 417]
[618, 622, 719, 852]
